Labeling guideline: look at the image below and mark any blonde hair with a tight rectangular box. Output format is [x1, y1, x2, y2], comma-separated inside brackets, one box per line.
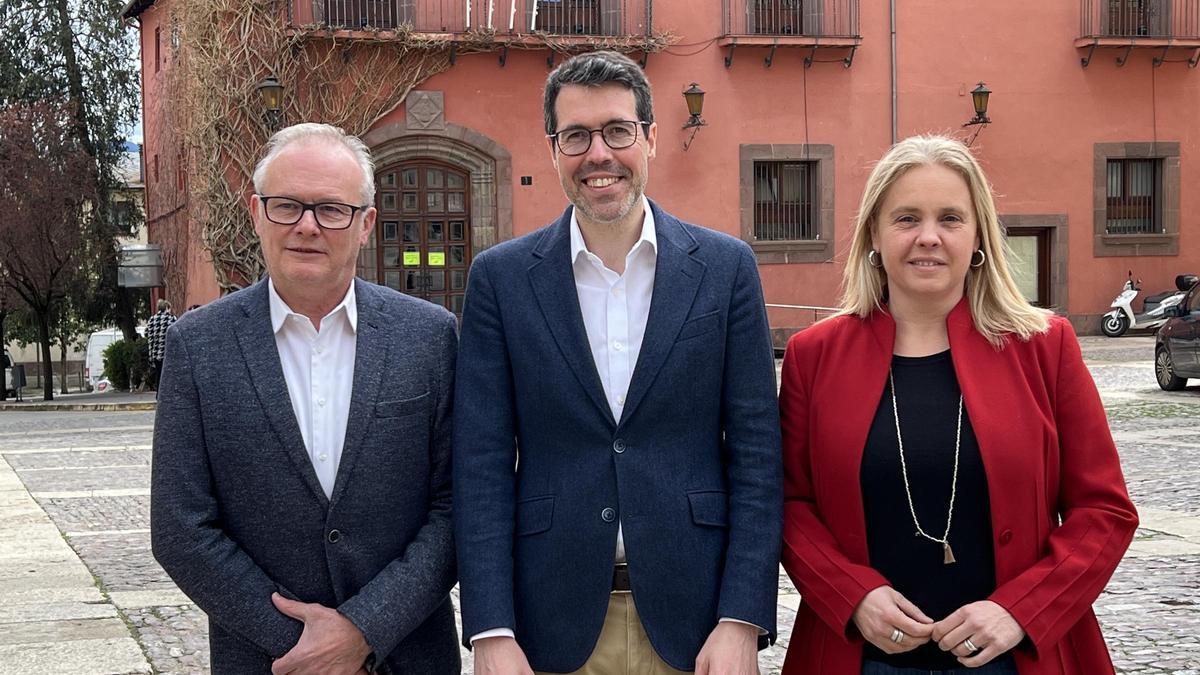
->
[838, 135, 1049, 347]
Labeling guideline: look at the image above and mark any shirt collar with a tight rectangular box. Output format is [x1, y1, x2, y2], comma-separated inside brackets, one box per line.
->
[268, 278, 358, 334]
[569, 195, 657, 266]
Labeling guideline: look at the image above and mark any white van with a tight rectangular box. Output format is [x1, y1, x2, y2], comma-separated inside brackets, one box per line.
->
[84, 328, 128, 391]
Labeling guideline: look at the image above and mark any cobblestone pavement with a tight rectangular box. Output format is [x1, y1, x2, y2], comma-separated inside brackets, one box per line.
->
[0, 335, 1196, 674]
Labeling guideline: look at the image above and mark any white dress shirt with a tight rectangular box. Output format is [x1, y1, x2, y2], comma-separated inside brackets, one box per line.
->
[570, 198, 658, 564]
[269, 279, 357, 500]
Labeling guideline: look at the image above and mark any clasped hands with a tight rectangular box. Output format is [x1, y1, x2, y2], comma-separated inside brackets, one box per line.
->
[851, 586, 1025, 668]
[269, 592, 372, 675]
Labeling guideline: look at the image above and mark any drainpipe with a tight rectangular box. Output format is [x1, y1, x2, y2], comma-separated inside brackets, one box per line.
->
[890, 0, 897, 144]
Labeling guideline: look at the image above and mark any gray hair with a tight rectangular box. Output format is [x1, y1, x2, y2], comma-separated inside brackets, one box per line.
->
[543, 51, 654, 135]
[251, 123, 376, 205]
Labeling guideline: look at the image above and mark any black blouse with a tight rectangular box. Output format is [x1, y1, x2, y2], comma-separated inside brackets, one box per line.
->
[860, 350, 997, 669]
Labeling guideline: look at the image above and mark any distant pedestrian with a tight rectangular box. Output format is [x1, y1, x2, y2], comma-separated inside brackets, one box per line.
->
[145, 299, 176, 391]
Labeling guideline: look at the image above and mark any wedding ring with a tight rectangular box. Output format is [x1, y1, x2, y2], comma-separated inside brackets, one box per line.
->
[963, 637, 980, 653]
[890, 628, 905, 644]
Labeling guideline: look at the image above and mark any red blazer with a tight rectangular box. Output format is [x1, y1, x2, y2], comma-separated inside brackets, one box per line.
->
[779, 300, 1138, 675]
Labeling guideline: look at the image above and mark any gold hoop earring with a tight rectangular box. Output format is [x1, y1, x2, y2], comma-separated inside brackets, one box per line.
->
[868, 250, 883, 269]
[970, 249, 986, 268]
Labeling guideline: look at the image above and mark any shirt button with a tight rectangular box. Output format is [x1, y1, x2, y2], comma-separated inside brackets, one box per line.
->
[601, 508, 616, 523]
[613, 439, 626, 454]
[318, 453, 328, 462]
[999, 529, 1013, 545]
[613, 341, 624, 351]
[327, 529, 341, 543]
[315, 345, 323, 354]
[317, 398, 326, 407]
[617, 395, 626, 406]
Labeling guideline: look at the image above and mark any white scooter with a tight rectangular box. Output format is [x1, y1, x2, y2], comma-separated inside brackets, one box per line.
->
[1101, 271, 1194, 337]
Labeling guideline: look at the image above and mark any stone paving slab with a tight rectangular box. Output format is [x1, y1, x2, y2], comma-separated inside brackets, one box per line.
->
[108, 589, 192, 610]
[0, 637, 151, 674]
[0, 454, 150, 674]
[0, 616, 131, 646]
[16, 466, 150, 494]
[5, 450, 150, 470]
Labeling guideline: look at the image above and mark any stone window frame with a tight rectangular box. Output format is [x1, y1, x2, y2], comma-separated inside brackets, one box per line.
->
[739, 144, 834, 264]
[1093, 142, 1179, 257]
[999, 214, 1069, 313]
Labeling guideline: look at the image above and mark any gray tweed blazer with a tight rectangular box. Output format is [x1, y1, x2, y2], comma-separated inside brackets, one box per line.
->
[151, 277, 460, 674]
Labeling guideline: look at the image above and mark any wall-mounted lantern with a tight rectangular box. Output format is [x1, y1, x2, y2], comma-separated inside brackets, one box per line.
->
[256, 76, 285, 132]
[682, 82, 707, 151]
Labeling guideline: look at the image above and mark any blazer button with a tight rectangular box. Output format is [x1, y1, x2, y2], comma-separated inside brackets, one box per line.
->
[613, 439, 626, 454]
[601, 508, 616, 523]
[999, 529, 1013, 545]
[327, 529, 341, 544]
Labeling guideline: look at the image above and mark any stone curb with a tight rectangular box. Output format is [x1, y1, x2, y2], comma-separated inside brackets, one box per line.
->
[0, 402, 157, 412]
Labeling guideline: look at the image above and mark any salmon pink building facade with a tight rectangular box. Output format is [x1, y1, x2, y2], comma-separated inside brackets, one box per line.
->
[124, 0, 1200, 339]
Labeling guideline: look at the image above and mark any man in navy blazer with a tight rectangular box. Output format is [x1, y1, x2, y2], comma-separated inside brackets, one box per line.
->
[151, 124, 459, 674]
[455, 51, 783, 674]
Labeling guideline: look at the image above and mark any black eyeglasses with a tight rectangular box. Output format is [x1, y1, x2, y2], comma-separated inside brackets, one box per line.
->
[548, 120, 649, 157]
[258, 195, 368, 230]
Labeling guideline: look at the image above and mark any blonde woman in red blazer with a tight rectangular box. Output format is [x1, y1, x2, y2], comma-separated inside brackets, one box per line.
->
[779, 136, 1137, 675]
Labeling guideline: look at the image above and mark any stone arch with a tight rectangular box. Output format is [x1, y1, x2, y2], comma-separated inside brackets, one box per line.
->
[363, 122, 513, 252]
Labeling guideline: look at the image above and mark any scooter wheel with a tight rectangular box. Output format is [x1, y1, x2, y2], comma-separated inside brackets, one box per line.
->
[1101, 313, 1130, 337]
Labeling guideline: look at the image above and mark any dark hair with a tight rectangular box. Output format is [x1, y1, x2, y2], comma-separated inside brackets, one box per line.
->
[543, 51, 654, 135]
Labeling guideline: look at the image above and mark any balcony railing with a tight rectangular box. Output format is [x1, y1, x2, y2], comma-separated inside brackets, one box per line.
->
[1080, 0, 1200, 39]
[721, 0, 859, 38]
[292, 0, 652, 37]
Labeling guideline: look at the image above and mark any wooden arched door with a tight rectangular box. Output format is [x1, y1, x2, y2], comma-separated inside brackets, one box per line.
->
[369, 161, 472, 317]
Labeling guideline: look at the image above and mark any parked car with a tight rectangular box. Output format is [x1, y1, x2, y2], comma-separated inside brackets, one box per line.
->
[3, 349, 15, 398]
[1155, 277, 1200, 391]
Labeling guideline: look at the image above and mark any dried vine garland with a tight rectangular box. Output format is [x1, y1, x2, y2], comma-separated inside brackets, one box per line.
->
[161, 0, 672, 294]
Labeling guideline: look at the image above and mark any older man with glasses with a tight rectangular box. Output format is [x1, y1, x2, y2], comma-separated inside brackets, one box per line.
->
[455, 51, 783, 675]
[151, 123, 460, 674]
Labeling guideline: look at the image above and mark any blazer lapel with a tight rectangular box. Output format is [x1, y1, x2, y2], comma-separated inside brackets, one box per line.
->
[821, 310, 896, 562]
[619, 204, 705, 427]
[528, 208, 616, 427]
[233, 279, 329, 508]
[329, 279, 389, 504]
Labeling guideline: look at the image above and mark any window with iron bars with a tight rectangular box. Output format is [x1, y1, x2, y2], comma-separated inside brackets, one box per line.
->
[753, 161, 818, 241]
[1105, 158, 1161, 234]
[536, 0, 604, 35]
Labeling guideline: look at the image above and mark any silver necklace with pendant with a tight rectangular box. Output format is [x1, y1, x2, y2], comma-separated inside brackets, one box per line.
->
[889, 369, 962, 565]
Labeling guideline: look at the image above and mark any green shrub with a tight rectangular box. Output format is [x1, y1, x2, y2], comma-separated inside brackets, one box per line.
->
[102, 338, 147, 391]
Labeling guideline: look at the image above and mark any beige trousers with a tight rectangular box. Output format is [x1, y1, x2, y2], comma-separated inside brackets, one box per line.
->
[535, 593, 691, 675]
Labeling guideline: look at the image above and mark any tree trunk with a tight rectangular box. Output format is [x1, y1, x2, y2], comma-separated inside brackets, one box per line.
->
[50, 0, 94, 157]
[36, 310, 53, 401]
[116, 287, 138, 341]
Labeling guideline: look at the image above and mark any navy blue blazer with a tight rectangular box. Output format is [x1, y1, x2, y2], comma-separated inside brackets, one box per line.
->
[151, 278, 460, 674]
[453, 201, 783, 672]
